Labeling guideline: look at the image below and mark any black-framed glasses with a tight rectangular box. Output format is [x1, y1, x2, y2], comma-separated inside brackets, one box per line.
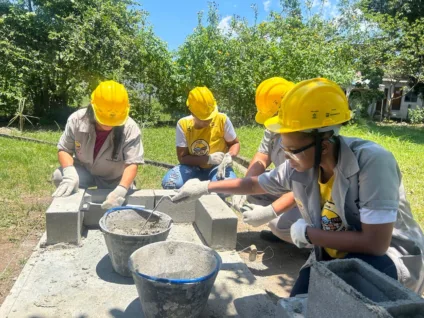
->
[280, 140, 316, 161]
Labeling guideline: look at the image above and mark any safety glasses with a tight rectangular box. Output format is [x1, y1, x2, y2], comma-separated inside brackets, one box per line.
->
[280, 140, 316, 161]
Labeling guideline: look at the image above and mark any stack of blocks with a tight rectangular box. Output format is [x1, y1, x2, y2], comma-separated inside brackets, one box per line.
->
[45, 188, 238, 250]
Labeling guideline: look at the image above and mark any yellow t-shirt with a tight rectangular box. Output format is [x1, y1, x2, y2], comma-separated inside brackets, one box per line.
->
[178, 113, 228, 168]
[319, 172, 347, 259]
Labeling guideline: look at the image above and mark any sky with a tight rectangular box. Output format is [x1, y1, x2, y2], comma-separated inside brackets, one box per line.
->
[135, 0, 340, 51]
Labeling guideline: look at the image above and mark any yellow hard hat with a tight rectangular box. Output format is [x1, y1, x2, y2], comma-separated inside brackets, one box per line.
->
[255, 77, 295, 124]
[91, 80, 130, 126]
[186, 86, 218, 120]
[265, 78, 351, 133]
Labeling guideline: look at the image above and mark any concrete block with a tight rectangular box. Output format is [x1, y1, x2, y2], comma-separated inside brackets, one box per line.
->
[386, 302, 424, 317]
[82, 189, 112, 227]
[82, 189, 156, 227]
[307, 259, 422, 318]
[46, 189, 85, 245]
[83, 188, 112, 203]
[195, 194, 238, 250]
[154, 189, 196, 223]
[127, 189, 155, 209]
[276, 295, 307, 318]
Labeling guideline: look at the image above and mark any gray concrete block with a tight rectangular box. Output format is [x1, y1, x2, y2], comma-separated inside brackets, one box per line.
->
[81, 203, 106, 228]
[82, 189, 112, 227]
[386, 302, 424, 317]
[127, 189, 155, 209]
[46, 189, 85, 245]
[276, 295, 307, 318]
[195, 195, 238, 250]
[83, 188, 111, 203]
[154, 189, 196, 223]
[307, 259, 422, 318]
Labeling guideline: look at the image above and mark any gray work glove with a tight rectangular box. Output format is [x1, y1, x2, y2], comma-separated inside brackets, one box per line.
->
[207, 152, 225, 165]
[242, 204, 278, 227]
[171, 178, 210, 204]
[216, 152, 232, 180]
[232, 195, 247, 212]
[52, 166, 79, 197]
[101, 185, 128, 209]
[290, 219, 311, 248]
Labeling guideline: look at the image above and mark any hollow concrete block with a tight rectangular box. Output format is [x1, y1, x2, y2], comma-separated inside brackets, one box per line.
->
[127, 189, 155, 209]
[195, 195, 238, 250]
[307, 259, 423, 318]
[386, 302, 424, 317]
[46, 189, 85, 245]
[82, 189, 112, 227]
[154, 189, 196, 223]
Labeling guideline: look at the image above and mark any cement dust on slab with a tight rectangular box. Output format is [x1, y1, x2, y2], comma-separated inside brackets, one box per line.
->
[233, 209, 310, 299]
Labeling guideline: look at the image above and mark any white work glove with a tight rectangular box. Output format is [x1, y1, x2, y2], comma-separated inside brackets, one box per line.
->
[52, 166, 79, 197]
[232, 195, 247, 212]
[242, 204, 278, 227]
[207, 152, 225, 165]
[101, 185, 128, 209]
[290, 219, 311, 249]
[216, 152, 232, 180]
[171, 179, 210, 203]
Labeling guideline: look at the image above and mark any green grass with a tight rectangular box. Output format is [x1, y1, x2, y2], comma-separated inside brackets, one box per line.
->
[1, 120, 423, 227]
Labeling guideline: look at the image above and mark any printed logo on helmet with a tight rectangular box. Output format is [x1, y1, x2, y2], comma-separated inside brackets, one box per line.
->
[191, 139, 210, 156]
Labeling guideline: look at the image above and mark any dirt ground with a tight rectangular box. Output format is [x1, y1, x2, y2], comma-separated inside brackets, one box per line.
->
[0, 228, 44, 305]
[0, 194, 48, 306]
[233, 210, 310, 299]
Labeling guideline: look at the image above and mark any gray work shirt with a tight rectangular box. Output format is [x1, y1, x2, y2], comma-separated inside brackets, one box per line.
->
[57, 108, 144, 187]
[258, 136, 424, 294]
[257, 129, 286, 167]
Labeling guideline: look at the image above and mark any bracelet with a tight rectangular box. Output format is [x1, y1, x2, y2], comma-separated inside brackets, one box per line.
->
[304, 227, 312, 244]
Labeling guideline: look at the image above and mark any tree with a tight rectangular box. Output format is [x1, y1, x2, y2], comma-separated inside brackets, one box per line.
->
[0, 0, 175, 124]
[174, 1, 361, 124]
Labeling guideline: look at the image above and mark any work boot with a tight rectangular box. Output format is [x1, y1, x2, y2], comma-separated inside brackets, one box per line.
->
[259, 230, 284, 243]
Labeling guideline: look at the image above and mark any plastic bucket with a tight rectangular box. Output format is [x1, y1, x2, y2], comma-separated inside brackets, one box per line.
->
[129, 241, 221, 318]
[99, 206, 173, 277]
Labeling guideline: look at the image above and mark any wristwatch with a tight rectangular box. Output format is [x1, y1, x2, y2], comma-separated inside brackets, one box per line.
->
[304, 227, 312, 244]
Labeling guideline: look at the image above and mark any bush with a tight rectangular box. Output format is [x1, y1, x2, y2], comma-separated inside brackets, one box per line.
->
[408, 107, 424, 124]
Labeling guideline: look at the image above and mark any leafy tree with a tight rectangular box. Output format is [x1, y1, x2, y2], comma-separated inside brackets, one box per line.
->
[0, 0, 175, 124]
[174, 1, 361, 124]
[357, 0, 424, 118]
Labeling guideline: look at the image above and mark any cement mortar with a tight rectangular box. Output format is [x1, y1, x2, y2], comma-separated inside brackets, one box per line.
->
[105, 209, 172, 236]
[100, 208, 173, 277]
[131, 241, 218, 279]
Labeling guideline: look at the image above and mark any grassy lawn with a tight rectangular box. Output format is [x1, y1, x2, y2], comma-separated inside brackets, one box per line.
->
[0, 120, 423, 303]
[3, 120, 423, 226]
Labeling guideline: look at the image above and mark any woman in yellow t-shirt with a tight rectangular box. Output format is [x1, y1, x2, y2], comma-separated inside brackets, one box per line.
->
[161, 86, 240, 189]
[170, 78, 424, 296]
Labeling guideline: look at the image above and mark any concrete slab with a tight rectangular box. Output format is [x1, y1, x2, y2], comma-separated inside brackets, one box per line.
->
[0, 226, 275, 318]
[195, 195, 238, 250]
[153, 189, 196, 223]
[46, 189, 85, 245]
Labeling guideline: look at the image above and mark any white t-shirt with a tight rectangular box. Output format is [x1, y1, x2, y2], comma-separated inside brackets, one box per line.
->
[175, 115, 237, 147]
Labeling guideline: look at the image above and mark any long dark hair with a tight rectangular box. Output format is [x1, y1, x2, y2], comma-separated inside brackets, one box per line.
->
[83, 105, 124, 160]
